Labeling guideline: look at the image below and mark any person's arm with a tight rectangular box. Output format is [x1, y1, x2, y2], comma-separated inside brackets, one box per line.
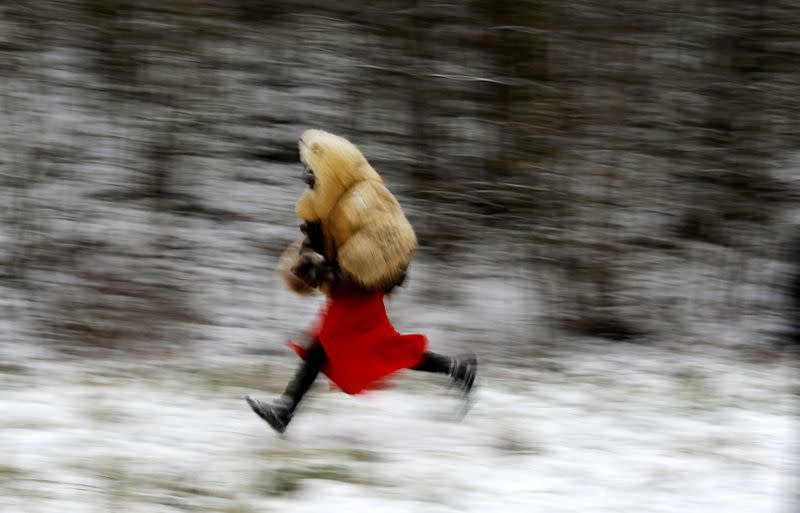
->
[278, 237, 317, 295]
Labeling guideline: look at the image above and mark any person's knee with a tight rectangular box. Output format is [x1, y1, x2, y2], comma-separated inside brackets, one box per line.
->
[306, 340, 328, 364]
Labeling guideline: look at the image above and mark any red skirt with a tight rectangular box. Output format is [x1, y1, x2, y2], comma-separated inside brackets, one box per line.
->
[288, 291, 427, 394]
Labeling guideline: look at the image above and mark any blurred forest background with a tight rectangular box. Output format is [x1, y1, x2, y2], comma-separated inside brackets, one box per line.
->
[1, 0, 800, 356]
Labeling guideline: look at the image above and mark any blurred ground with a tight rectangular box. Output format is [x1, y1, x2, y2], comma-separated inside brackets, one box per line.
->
[1, 330, 796, 513]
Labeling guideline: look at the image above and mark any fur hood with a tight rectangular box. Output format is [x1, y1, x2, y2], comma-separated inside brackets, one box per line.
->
[295, 129, 382, 223]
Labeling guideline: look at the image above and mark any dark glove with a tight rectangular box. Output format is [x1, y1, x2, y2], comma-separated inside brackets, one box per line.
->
[300, 222, 325, 254]
[292, 252, 340, 288]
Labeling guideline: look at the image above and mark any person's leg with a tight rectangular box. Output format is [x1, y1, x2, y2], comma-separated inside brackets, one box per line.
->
[246, 341, 327, 433]
[283, 341, 326, 405]
[412, 352, 451, 373]
[412, 351, 477, 394]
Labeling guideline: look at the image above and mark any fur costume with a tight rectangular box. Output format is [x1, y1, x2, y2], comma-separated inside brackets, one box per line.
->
[245, 132, 477, 430]
[280, 129, 417, 294]
[279, 129, 427, 394]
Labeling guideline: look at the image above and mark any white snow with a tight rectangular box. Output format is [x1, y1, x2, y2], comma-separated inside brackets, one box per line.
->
[0, 334, 796, 513]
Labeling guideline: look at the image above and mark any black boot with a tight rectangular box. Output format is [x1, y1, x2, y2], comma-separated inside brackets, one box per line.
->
[413, 352, 478, 397]
[246, 395, 294, 434]
[247, 341, 326, 434]
[448, 354, 478, 396]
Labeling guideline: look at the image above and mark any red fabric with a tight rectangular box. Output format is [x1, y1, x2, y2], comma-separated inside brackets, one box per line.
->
[288, 291, 427, 395]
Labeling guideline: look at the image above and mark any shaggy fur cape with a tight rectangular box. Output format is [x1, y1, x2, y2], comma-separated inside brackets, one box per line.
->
[281, 129, 417, 294]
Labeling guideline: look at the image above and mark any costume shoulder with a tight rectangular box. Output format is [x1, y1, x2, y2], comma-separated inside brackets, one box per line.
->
[335, 180, 417, 289]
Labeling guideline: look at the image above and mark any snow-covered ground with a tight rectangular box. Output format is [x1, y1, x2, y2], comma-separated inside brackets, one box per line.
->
[1, 331, 796, 513]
